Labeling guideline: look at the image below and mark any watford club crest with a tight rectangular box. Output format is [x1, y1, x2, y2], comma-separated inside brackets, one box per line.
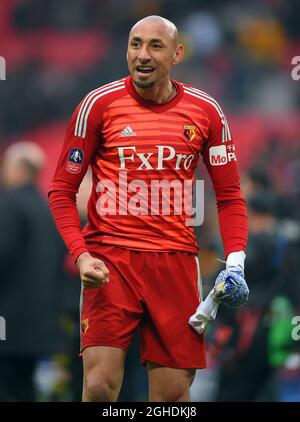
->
[81, 319, 89, 335]
[183, 125, 196, 142]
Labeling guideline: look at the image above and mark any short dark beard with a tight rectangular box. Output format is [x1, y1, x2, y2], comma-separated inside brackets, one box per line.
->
[133, 79, 155, 89]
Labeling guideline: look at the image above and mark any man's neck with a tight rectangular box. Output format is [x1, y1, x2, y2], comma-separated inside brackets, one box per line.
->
[133, 80, 177, 104]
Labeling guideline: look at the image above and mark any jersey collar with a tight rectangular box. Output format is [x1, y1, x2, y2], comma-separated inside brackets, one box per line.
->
[125, 76, 183, 113]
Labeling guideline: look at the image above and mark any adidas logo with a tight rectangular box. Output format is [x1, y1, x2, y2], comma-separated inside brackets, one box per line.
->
[120, 126, 136, 137]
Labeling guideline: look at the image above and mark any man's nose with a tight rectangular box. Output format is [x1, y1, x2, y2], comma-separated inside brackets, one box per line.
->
[138, 46, 151, 62]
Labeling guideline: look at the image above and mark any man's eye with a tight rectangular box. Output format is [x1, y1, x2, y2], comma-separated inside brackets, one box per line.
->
[131, 42, 140, 48]
[152, 44, 162, 49]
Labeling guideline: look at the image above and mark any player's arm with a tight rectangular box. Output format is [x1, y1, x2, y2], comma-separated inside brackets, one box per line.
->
[189, 102, 248, 333]
[48, 101, 109, 288]
[202, 106, 248, 263]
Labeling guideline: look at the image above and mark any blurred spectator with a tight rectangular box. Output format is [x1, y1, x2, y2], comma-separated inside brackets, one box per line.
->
[182, 12, 223, 58]
[0, 142, 65, 401]
[246, 190, 287, 307]
[241, 166, 272, 200]
[214, 189, 288, 401]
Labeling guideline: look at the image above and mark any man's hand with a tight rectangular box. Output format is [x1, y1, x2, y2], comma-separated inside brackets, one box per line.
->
[212, 267, 249, 308]
[189, 265, 249, 334]
[76, 252, 110, 288]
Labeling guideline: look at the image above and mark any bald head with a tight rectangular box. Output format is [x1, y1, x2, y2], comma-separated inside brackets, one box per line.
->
[2, 141, 45, 188]
[129, 15, 179, 47]
[127, 15, 184, 93]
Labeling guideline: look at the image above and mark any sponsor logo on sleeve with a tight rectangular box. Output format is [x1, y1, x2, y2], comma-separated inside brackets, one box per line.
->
[209, 145, 237, 166]
[209, 145, 228, 165]
[66, 148, 84, 174]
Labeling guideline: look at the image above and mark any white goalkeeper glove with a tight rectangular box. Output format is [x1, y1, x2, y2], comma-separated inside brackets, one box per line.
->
[189, 251, 249, 334]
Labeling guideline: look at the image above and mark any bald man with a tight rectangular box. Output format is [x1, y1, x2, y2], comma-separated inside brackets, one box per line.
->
[49, 16, 248, 402]
[1, 141, 45, 189]
[0, 142, 65, 401]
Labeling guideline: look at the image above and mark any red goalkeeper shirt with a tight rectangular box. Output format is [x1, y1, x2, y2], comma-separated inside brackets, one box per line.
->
[49, 76, 248, 261]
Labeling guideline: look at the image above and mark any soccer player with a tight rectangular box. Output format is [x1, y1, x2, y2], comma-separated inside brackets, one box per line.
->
[48, 15, 248, 402]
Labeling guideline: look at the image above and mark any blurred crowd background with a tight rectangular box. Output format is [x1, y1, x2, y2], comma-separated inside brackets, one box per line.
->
[0, 0, 300, 402]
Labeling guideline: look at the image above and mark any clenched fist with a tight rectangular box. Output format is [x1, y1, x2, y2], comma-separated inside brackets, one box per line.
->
[76, 252, 110, 288]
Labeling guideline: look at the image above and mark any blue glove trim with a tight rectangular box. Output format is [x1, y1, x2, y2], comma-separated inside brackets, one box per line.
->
[212, 268, 249, 308]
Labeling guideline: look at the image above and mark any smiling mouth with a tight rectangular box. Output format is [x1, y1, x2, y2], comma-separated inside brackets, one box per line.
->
[136, 66, 155, 74]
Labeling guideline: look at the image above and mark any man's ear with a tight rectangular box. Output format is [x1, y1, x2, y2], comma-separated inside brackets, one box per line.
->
[126, 51, 129, 63]
[173, 44, 184, 65]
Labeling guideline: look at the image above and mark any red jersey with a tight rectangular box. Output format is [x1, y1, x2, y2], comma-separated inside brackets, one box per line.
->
[49, 76, 247, 261]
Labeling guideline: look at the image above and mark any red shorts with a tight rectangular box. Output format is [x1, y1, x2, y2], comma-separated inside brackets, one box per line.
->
[80, 245, 206, 369]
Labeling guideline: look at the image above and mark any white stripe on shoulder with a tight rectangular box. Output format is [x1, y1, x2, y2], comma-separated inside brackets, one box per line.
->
[184, 86, 223, 115]
[75, 79, 125, 136]
[223, 115, 231, 141]
[81, 85, 125, 139]
[183, 86, 223, 118]
[75, 79, 126, 138]
[183, 86, 232, 142]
